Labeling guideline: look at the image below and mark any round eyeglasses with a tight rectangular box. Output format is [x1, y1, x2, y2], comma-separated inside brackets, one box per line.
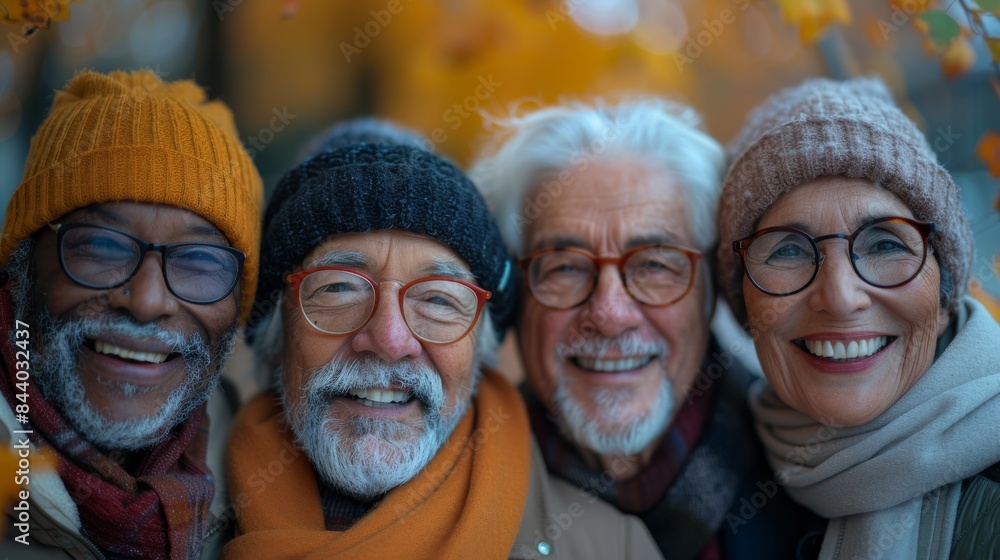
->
[286, 267, 492, 344]
[733, 217, 935, 297]
[518, 244, 702, 310]
[52, 223, 245, 304]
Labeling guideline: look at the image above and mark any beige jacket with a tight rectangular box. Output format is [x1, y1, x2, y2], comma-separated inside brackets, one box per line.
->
[511, 438, 664, 560]
[0, 384, 235, 559]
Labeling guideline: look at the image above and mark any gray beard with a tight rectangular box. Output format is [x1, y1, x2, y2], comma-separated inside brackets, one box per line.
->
[552, 331, 673, 456]
[280, 354, 478, 501]
[8, 243, 235, 451]
[552, 375, 672, 456]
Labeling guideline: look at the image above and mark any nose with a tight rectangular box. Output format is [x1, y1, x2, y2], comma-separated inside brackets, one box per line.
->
[806, 244, 872, 318]
[350, 285, 423, 362]
[580, 264, 644, 337]
[108, 254, 180, 322]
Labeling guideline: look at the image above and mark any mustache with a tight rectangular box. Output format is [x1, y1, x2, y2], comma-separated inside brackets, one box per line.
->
[555, 332, 669, 362]
[305, 354, 446, 412]
[37, 313, 213, 374]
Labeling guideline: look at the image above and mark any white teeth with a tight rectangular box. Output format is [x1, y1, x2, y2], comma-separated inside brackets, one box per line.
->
[802, 336, 889, 360]
[94, 341, 168, 364]
[573, 356, 654, 372]
[346, 388, 412, 405]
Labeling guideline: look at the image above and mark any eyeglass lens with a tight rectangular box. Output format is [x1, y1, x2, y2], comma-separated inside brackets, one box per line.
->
[526, 246, 694, 308]
[59, 225, 241, 303]
[743, 219, 927, 295]
[297, 269, 481, 343]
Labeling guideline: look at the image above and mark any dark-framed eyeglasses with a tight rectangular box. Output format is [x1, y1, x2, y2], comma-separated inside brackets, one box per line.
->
[518, 244, 702, 310]
[50, 223, 245, 305]
[733, 216, 935, 297]
[286, 266, 492, 344]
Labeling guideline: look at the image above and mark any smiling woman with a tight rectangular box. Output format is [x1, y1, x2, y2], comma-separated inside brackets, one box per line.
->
[717, 77, 1000, 559]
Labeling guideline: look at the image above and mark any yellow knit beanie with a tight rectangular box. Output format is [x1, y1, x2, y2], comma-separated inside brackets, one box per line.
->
[1, 69, 263, 323]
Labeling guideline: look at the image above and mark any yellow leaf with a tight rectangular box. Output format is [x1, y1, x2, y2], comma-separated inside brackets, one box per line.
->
[977, 130, 1000, 177]
[773, 0, 851, 44]
[0, 0, 77, 30]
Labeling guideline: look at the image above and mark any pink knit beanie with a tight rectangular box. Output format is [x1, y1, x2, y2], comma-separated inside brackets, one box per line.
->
[717, 77, 973, 327]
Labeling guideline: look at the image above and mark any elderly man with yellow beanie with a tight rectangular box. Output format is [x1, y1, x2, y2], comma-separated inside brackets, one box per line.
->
[0, 70, 262, 559]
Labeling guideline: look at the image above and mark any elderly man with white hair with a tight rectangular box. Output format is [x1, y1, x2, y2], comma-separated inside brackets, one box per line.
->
[222, 121, 664, 560]
[470, 99, 821, 559]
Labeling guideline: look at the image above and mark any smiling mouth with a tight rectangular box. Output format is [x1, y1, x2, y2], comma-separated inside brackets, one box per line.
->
[87, 339, 177, 365]
[342, 388, 416, 409]
[570, 356, 657, 373]
[794, 336, 895, 361]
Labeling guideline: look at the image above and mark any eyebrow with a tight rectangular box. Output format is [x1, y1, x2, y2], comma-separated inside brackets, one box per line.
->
[528, 236, 588, 253]
[422, 257, 474, 282]
[528, 233, 684, 253]
[308, 251, 372, 270]
[626, 233, 680, 249]
[70, 207, 228, 244]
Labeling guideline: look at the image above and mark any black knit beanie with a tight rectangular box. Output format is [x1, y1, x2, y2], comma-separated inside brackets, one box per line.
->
[247, 143, 515, 343]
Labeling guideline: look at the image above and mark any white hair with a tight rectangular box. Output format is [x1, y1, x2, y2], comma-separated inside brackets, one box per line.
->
[468, 98, 725, 257]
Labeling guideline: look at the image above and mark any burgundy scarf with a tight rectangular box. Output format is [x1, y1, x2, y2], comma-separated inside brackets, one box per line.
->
[0, 285, 214, 559]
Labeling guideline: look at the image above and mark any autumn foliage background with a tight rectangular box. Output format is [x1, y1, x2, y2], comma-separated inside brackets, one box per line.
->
[1, 0, 999, 519]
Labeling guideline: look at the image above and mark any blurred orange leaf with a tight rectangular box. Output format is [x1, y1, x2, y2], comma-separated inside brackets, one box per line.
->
[940, 36, 976, 80]
[891, 0, 932, 12]
[977, 130, 1000, 176]
[773, 0, 852, 44]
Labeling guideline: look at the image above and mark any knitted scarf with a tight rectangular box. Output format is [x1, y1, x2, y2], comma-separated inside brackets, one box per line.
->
[223, 368, 531, 560]
[751, 297, 1000, 560]
[0, 286, 215, 560]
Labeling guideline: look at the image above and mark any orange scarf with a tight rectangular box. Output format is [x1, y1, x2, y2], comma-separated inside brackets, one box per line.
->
[223, 369, 530, 559]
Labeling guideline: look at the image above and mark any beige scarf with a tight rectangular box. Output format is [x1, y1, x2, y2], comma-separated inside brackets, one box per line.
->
[750, 298, 1000, 559]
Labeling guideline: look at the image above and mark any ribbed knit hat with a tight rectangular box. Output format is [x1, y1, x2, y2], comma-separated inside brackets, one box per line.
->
[1, 69, 263, 322]
[248, 143, 515, 342]
[717, 77, 973, 327]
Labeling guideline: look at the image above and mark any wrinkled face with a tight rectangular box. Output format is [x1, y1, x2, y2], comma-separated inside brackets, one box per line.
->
[518, 158, 710, 456]
[278, 230, 482, 500]
[24, 202, 239, 450]
[743, 177, 949, 427]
